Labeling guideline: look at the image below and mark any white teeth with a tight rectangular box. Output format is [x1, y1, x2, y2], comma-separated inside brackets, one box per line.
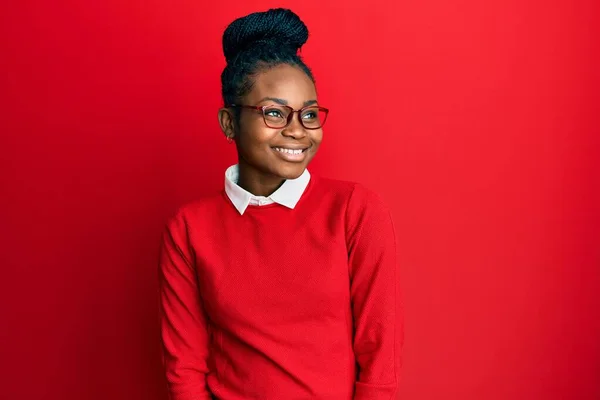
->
[275, 147, 303, 155]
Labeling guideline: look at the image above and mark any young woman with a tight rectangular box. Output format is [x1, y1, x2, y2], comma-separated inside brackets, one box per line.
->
[159, 8, 402, 400]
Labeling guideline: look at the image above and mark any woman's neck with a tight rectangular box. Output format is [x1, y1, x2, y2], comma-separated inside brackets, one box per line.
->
[237, 162, 285, 197]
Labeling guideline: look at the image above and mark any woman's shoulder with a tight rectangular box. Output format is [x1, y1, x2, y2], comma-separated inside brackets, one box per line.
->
[312, 177, 394, 239]
[312, 175, 386, 205]
[312, 175, 356, 194]
[165, 190, 227, 227]
[309, 175, 391, 222]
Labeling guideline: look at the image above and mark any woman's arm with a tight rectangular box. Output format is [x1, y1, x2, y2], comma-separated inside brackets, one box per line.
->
[346, 184, 403, 400]
[159, 211, 213, 400]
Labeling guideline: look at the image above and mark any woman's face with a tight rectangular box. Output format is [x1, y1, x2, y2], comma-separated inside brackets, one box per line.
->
[228, 63, 323, 181]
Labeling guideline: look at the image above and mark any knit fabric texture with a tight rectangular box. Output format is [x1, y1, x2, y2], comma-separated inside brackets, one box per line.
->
[159, 175, 402, 399]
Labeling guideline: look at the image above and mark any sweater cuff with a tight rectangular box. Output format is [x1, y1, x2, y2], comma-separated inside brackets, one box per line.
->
[168, 387, 213, 400]
[354, 381, 397, 400]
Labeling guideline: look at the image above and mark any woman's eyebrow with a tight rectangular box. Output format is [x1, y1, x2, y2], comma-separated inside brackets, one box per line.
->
[258, 97, 318, 107]
[258, 97, 288, 105]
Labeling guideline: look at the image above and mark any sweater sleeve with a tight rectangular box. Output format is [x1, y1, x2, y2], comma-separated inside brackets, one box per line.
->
[346, 184, 403, 400]
[159, 211, 213, 400]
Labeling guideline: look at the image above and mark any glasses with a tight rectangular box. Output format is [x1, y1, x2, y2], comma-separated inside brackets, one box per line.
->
[229, 104, 329, 130]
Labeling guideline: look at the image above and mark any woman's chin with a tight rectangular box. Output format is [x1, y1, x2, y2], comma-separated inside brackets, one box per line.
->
[274, 169, 304, 181]
[272, 162, 309, 180]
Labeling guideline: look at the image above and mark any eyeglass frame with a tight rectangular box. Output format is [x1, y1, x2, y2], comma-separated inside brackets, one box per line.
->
[227, 104, 329, 130]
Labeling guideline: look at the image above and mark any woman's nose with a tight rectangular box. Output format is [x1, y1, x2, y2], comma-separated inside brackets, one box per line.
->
[281, 112, 307, 138]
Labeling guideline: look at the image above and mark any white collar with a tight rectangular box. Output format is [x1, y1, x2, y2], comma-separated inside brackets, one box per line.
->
[224, 164, 311, 215]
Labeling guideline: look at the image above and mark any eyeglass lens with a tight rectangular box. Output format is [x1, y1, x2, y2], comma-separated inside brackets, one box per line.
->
[262, 106, 326, 129]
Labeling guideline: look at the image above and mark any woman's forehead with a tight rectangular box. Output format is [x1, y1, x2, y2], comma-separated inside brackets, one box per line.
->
[248, 64, 316, 105]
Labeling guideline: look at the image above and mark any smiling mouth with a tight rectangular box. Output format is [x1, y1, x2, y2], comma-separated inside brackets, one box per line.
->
[272, 147, 308, 155]
[271, 146, 310, 162]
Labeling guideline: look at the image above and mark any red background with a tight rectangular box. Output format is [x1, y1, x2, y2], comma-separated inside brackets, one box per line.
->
[1, 1, 599, 399]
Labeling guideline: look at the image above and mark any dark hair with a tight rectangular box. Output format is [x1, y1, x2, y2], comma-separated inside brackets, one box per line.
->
[221, 8, 314, 108]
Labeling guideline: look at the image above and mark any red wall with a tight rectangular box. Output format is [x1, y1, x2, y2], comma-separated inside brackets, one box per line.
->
[1, 1, 599, 399]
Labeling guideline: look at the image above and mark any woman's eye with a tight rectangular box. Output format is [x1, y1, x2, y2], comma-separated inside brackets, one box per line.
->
[265, 109, 284, 118]
[302, 112, 316, 119]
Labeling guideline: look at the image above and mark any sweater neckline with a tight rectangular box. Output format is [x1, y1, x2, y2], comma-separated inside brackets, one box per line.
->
[221, 174, 316, 213]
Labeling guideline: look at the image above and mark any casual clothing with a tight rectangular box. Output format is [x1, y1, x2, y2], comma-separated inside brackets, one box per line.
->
[159, 167, 401, 399]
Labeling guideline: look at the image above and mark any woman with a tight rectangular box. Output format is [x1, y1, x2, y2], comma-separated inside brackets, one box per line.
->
[159, 8, 402, 400]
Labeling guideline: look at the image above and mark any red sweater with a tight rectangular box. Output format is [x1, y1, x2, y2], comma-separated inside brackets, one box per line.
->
[159, 175, 402, 399]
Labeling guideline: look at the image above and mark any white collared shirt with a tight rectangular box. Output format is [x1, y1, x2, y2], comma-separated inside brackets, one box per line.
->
[224, 164, 311, 215]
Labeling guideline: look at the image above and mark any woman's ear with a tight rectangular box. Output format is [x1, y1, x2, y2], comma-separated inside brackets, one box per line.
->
[218, 108, 236, 141]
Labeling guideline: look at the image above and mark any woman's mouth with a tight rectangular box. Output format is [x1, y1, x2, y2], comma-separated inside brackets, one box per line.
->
[272, 146, 309, 162]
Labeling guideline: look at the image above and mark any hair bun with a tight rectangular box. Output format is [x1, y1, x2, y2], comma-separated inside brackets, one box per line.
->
[223, 8, 309, 63]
